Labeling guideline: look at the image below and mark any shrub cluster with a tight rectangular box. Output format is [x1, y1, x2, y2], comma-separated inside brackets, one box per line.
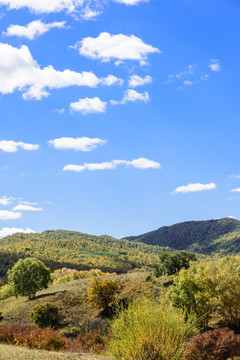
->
[0, 323, 68, 351]
[87, 277, 121, 309]
[107, 298, 196, 360]
[183, 328, 240, 360]
[30, 303, 60, 328]
[51, 268, 116, 284]
[68, 331, 105, 353]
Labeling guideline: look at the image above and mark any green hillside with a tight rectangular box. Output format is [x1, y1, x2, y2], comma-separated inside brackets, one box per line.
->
[124, 217, 240, 255]
[0, 230, 164, 283]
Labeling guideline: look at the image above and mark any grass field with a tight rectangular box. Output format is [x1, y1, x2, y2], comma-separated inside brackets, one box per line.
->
[0, 344, 112, 360]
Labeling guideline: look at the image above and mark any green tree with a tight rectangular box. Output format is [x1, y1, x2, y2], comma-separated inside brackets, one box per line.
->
[154, 251, 197, 277]
[8, 257, 51, 300]
[169, 256, 240, 328]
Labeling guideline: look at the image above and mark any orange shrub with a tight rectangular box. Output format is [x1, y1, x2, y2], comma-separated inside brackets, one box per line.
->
[183, 328, 240, 360]
[0, 323, 68, 351]
[68, 331, 105, 353]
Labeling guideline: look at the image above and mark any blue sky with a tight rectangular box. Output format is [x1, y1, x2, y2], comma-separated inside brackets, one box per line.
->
[0, 0, 239, 238]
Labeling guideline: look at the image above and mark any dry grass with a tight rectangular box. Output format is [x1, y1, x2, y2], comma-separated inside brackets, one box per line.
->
[0, 344, 112, 360]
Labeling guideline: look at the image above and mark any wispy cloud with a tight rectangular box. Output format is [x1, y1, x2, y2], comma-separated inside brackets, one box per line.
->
[110, 89, 150, 105]
[63, 157, 161, 172]
[231, 188, 240, 193]
[209, 58, 221, 72]
[0, 140, 40, 152]
[129, 75, 152, 87]
[74, 32, 160, 66]
[4, 20, 66, 40]
[12, 204, 43, 211]
[0, 196, 15, 205]
[173, 182, 216, 194]
[48, 137, 107, 151]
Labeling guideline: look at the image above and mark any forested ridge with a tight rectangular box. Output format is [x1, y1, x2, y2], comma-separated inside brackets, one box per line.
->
[0, 230, 164, 283]
[124, 217, 240, 255]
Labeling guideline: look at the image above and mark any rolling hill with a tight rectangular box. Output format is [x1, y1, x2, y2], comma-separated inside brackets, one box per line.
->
[124, 217, 240, 255]
[0, 230, 164, 283]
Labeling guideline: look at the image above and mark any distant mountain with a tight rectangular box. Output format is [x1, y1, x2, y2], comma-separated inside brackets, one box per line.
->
[124, 218, 240, 255]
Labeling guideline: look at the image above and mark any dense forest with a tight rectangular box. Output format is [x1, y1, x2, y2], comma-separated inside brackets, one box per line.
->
[124, 217, 240, 255]
[0, 230, 165, 284]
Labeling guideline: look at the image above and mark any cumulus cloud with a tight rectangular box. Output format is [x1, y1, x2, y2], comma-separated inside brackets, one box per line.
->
[129, 75, 152, 87]
[0, 140, 40, 152]
[12, 204, 42, 211]
[231, 188, 240, 193]
[4, 20, 66, 40]
[110, 89, 150, 105]
[173, 182, 216, 194]
[0, 43, 120, 100]
[102, 74, 124, 86]
[48, 137, 107, 151]
[53, 108, 65, 114]
[70, 97, 107, 115]
[63, 157, 161, 172]
[74, 32, 160, 65]
[0, 227, 35, 238]
[209, 59, 221, 72]
[0, 210, 22, 220]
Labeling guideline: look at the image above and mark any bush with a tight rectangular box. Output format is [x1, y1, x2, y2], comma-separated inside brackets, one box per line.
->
[30, 303, 60, 328]
[0, 284, 14, 300]
[107, 298, 196, 360]
[0, 323, 68, 351]
[183, 328, 240, 360]
[68, 331, 105, 353]
[169, 256, 240, 328]
[87, 277, 120, 309]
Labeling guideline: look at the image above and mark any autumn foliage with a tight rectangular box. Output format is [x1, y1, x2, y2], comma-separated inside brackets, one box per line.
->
[183, 328, 240, 360]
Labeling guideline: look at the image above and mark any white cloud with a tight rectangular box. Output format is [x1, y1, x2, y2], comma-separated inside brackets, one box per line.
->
[48, 137, 107, 151]
[75, 32, 160, 65]
[110, 89, 150, 105]
[183, 80, 193, 86]
[0, 227, 35, 238]
[63, 157, 161, 172]
[229, 174, 240, 179]
[173, 182, 216, 194]
[0, 0, 144, 17]
[102, 75, 124, 86]
[53, 108, 65, 114]
[70, 97, 107, 115]
[19, 201, 38, 205]
[114, 0, 149, 4]
[0, 43, 119, 100]
[4, 20, 66, 40]
[209, 59, 221, 72]
[0, 196, 15, 205]
[0, 210, 22, 220]
[0, 140, 40, 152]
[129, 75, 152, 87]
[231, 188, 240, 193]
[12, 204, 42, 211]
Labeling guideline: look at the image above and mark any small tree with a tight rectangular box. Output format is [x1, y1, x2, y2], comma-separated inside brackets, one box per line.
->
[30, 303, 60, 328]
[87, 277, 120, 309]
[154, 251, 197, 277]
[8, 257, 51, 300]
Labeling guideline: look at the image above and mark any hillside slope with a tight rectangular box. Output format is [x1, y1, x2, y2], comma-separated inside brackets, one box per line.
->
[124, 218, 240, 255]
[0, 230, 164, 281]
